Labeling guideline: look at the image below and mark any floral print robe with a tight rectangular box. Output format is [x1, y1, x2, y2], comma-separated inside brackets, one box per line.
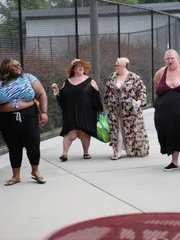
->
[104, 71, 149, 157]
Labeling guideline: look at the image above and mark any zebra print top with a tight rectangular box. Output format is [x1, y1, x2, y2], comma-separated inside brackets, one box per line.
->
[0, 73, 38, 108]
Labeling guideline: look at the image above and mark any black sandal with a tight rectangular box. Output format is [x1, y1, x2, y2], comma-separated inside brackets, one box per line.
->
[59, 154, 68, 162]
[83, 154, 91, 159]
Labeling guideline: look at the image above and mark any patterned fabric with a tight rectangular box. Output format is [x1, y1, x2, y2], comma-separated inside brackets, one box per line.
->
[0, 73, 38, 108]
[104, 71, 149, 157]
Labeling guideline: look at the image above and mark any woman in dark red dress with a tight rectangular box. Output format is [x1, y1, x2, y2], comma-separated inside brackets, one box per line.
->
[153, 49, 180, 171]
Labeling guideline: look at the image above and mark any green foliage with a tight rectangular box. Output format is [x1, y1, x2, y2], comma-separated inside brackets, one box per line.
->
[49, 0, 71, 8]
[98, 0, 138, 5]
[0, 0, 49, 37]
[139, 0, 177, 2]
[0, 1, 19, 37]
[7, 0, 49, 10]
[47, 0, 178, 7]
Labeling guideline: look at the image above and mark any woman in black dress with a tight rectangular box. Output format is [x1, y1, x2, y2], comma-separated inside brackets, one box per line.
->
[153, 49, 180, 171]
[52, 59, 103, 161]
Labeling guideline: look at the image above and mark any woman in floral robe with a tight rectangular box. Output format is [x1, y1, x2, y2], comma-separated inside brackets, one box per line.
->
[104, 57, 149, 160]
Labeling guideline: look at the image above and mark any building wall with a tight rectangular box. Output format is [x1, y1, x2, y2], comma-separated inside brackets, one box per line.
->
[24, 12, 180, 57]
[172, 13, 180, 18]
[26, 14, 173, 37]
[26, 18, 76, 37]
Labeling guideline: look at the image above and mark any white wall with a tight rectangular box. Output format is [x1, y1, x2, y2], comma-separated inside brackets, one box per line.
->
[25, 13, 179, 56]
[26, 14, 171, 37]
[26, 18, 76, 37]
[172, 13, 180, 18]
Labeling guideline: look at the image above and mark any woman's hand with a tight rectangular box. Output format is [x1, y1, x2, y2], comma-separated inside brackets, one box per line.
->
[136, 100, 142, 108]
[51, 83, 59, 96]
[39, 112, 48, 126]
[132, 99, 141, 111]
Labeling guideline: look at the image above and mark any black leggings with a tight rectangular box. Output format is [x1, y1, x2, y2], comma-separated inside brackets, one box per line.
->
[0, 105, 40, 168]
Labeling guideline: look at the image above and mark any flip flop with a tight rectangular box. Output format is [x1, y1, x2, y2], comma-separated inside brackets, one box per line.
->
[83, 154, 91, 159]
[59, 154, 68, 162]
[31, 176, 46, 184]
[111, 155, 121, 160]
[4, 179, 21, 186]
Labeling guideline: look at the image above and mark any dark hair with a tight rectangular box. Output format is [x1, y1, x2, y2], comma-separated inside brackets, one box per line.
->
[69, 65, 75, 78]
[0, 58, 22, 85]
[68, 64, 87, 78]
[0, 58, 13, 81]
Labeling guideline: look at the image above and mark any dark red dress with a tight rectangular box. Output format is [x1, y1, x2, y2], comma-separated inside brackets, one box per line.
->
[153, 67, 180, 155]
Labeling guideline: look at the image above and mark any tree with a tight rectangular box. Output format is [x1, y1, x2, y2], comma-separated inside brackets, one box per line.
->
[47, 0, 89, 8]
[48, 0, 71, 8]
[139, 0, 177, 2]
[12, 0, 49, 10]
[0, 0, 49, 37]
[97, 0, 138, 5]
[70, 0, 138, 7]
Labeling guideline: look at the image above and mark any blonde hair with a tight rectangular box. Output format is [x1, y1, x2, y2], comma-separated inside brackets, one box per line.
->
[115, 57, 130, 67]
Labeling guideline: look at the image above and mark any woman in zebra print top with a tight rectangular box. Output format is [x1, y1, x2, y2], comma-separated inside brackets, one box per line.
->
[0, 58, 48, 186]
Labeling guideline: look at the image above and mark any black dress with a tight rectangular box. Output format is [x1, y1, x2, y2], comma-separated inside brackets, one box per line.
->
[57, 77, 103, 137]
[153, 67, 180, 155]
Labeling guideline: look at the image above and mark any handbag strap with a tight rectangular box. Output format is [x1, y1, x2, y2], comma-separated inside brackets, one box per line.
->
[111, 72, 117, 81]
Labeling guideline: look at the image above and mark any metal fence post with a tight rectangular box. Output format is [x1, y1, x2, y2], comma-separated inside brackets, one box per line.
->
[89, 0, 100, 81]
[168, 15, 171, 49]
[117, 4, 120, 57]
[75, 0, 79, 58]
[18, 0, 24, 67]
[151, 10, 154, 103]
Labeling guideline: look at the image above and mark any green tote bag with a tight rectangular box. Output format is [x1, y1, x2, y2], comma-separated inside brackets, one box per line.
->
[96, 113, 110, 143]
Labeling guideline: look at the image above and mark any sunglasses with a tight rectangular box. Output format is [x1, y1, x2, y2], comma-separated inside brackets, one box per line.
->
[12, 64, 22, 68]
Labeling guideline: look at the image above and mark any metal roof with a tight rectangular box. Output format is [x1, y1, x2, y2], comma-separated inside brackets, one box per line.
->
[10, 2, 180, 19]
[137, 2, 180, 11]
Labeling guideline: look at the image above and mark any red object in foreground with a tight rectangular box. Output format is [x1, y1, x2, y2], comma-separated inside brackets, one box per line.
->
[44, 213, 180, 240]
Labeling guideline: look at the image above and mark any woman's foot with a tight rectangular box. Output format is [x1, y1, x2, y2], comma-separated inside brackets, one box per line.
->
[111, 149, 121, 160]
[164, 162, 179, 172]
[31, 171, 46, 184]
[60, 154, 68, 162]
[111, 155, 121, 160]
[4, 177, 21, 186]
[31, 176, 46, 184]
[83, 153, 91, 159]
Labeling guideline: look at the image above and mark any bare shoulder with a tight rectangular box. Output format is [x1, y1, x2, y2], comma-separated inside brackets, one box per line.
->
[154, 66, 166, 87]
[61, 81, 65, 89]
[91, 79, 99, 91]
[155, 66, 166, 76]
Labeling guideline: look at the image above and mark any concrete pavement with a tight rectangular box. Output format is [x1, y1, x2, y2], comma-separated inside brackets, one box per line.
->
[0, 108, 179, 240]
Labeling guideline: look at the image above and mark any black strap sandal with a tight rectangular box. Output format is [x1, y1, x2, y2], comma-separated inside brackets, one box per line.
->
[83, 154, 91, 159]
[59, 154, 68, 162]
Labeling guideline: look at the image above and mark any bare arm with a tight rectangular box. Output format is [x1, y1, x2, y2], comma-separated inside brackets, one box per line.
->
[91, 79, 103, 112]
[51, 82, 66, 106]
[31, 80, 48, 126]
[153, 67, 165, 87]
[91, 79, 99, 91]
[134, 75, 147, 107]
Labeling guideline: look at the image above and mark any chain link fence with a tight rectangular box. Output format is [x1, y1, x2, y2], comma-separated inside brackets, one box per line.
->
[0, 0, 180, 154]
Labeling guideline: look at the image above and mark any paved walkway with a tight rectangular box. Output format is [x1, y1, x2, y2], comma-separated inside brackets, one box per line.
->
[0, 108, 179, 240]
